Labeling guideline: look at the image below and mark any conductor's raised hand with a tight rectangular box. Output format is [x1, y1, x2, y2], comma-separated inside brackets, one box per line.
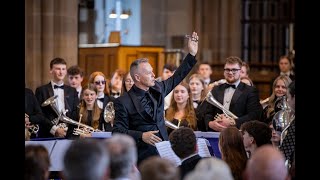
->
[142, 130, 162, 146]
[188, 31, 199, 56]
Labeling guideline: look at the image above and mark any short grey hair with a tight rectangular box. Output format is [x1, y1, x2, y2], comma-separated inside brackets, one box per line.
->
[105, 134, 137, 179]
[130, 58, 149, 82]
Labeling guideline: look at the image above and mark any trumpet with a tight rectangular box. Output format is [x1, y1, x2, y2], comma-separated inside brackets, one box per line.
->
[205, 91, 238, 120]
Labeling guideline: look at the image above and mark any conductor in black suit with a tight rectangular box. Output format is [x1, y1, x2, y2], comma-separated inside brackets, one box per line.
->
[35, 57, 80, 138]
[204, 56, 263, 132]
[113, 32, 199, 164]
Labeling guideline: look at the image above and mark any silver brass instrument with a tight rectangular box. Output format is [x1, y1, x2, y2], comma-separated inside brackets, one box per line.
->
[165, 119, 179, 130]
[41, 95, 68, 129]
[104, 102, 115, 125]
[205, 91, 238, 120]
[25, 113, 40, 140]
[272, 96, 294, 145]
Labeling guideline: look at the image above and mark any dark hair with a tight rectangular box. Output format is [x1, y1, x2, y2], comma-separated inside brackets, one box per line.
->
[163, 63, 177, 72]
[25, 145, 51, 180]
[67, 65, 85, 77]
[240, 120, 272, 147]
[288, 81, 295, 98]
[169, 127, 197, 159]
[50, 57, 67, 69]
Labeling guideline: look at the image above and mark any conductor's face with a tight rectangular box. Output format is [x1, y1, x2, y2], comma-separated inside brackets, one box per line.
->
[136, 62, 156, 88]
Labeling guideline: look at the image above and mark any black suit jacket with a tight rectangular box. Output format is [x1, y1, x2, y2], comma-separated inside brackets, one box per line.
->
[35, 82, 79, 138]
[25, 88, 52, 138]
[204, 82, 263, 131]
[113, 53, 197, 164]
[179, 154, 202, 180]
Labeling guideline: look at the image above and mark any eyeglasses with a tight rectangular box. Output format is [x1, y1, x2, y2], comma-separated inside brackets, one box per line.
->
[125, 79, 134, 83]
[94, 80, 106, 85]
[224, 68, 241, 73]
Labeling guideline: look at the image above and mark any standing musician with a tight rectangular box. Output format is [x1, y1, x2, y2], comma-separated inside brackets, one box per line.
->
[204, 56, 263, 132]
[113, 31, 199, 164]
[35, 57, 79, 138]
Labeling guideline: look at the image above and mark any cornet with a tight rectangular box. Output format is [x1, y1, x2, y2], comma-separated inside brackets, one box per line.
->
[25, 113, 39, 140]
[205, 91, 238, 120]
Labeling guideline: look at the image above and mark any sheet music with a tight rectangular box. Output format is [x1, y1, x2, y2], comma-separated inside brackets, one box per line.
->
[197, 138, 211, 158]
[155, 139, 212, 167]
[155, 141, 181, 166]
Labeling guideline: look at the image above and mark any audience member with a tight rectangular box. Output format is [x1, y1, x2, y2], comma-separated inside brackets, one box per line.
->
[169, 127, 202, 180]
[105, 134, 140, 180]
[63, 139, 110, 180]
[240, 120, 272, 157]
[25, 144, 51, 180]
[139, 156, 180, 180]
[204, 56, 263, 132]
[184, 157, 234, 180]
[219, 127, 247, 180]
[243, 145, 289, 180]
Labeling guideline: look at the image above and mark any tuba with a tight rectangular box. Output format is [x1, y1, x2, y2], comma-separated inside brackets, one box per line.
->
[41, 95, 67, 128]
[205, 91, 238, 120]
[104, 102, 115, 125]
[272, 96, 294, 145]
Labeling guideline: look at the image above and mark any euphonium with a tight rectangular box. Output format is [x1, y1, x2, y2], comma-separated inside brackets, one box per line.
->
[205, 91, 238, 120]
[41, 95, 67, 129]
[272, 96, 294, 145]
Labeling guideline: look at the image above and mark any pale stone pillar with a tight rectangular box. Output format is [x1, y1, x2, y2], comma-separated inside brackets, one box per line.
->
[25, 0, 78, 91]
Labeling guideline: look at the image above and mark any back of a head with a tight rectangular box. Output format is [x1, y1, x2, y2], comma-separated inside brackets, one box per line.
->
[25, 145, 51, 180]
[169, 127, 197, 159]
[105, 134, 137, 179]
[244, 145, 288, 180]
[185, 157, 234, 180]
[63, 139, 109, 180]
[139, 156, 179, 180]
[240, 120, 272, 147]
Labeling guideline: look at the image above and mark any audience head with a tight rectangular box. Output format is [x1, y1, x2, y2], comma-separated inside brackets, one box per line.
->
[169, 127, 197, 159]
[63, 139, 109, 180]
[88, 71, 110, 96]
[184, 157, 234, 180]
[25, 144, 51, 180]
[130, 58, 155, 90]
[240, 62, 250, 78]
[50, 57, 67, 82]
[197, 62, 212, 81]
[67, 65, 85, 89]
[219, 127, 248, 180]
[162, 63, 177, 81]
[104, 134, 138, 179]
[224, 56, 243, 84]
[139, 156, 179, 180]
[240, 120, 272, 155]
[244, 145, 289, 180]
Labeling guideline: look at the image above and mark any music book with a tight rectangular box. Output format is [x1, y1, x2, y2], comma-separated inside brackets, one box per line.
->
[155, 138, 212, 167]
